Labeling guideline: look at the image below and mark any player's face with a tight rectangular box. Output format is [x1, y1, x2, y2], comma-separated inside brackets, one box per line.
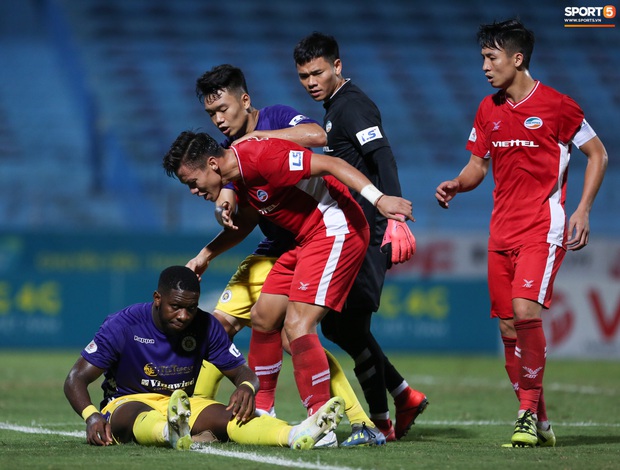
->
[204, 90, 251, 139]
[296, 57, 343, 102]
[176, 160, 222, 202]
[152, 288, 199, 335]
[481, 47, 518, 90]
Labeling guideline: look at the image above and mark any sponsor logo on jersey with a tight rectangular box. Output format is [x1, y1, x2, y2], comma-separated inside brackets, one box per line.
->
[219, 289, 232, 303]
[325, 121, 332, 132]
[289, 150, 304, 171]
[182, 336, 197, 352]
[229, 343, 242, 358]
[144, 363, 158, 376]
[492, 140, 539, 148]
[298, 281, 309, 291]
[289, 114, 307, 126]
[523, 279, 534, 288]
[323, 146, 334, 153]
[492, 121, 502, 131]
[356, 126, 383, 145]
[468, 127, 477, 142]
[524, 117, 543, 129]
[257, 189, 268, 202]
[85, 340, 97, 354]
[258, 202, 280, 215]
[134, 335, 155, 344]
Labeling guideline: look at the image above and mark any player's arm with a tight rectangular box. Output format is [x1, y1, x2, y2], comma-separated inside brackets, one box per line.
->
[220, 364, 259, 424]
[435, 154, 489, 209]
[214, 187, 238, 229]
[64, 356, 113, 446]
[310, 152, 413, 222]
[232, 123, 327, 148]
[186, 205, 259, 279]
[567, 135, 608, 251]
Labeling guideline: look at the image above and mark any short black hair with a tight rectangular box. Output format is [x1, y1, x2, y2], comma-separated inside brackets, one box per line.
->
[196, 64, 249, 104]
[158, 266, 200, 294]
[293, 32, 340, 66]
[162, 130, 223, 178]
[477, 18, 535, 69]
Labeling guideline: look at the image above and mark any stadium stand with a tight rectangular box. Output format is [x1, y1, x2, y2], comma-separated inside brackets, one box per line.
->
[0, 0, 617, 233]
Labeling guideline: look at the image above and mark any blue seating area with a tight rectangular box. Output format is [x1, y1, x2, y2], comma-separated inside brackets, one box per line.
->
[0, 0, 617, 233]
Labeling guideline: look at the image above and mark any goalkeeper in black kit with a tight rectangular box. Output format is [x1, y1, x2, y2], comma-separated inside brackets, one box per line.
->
[293, 32, 426, 443]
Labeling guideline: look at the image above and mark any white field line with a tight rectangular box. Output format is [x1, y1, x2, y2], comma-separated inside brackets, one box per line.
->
[408, 375, 619, 396]
[0, 422, 361, 470]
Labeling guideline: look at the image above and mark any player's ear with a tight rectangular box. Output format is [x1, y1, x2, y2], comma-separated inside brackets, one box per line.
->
[333, 58, 343, 75]
[241, 93, 251, 110]
[513, 52, 524, 68]
[153, 290, 161, 305]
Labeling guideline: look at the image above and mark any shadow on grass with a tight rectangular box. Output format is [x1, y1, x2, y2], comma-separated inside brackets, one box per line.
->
[557, 435, 620, 447]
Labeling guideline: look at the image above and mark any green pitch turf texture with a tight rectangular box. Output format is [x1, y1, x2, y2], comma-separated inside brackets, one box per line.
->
[0, 351, 618, 469]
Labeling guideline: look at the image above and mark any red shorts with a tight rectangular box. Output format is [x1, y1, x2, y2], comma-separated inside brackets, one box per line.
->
[487, 242, 566, 320]
[261, 228, 369, 312]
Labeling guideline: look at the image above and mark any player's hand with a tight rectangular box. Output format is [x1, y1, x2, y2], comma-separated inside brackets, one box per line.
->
[215, 201, 238, 230]
[186, 250, 211, 281]
[435, 180, 460, 209]
[375, 195, 414, 222]
[381, 217, 416, 264]
[85, 413, 113, 446]
[226, 384, 256, 424]
[567, 208, 590, 251]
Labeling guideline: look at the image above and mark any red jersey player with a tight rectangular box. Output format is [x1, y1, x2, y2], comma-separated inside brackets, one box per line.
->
[435, 19, 607, 448]
[163, 132, 413, 424]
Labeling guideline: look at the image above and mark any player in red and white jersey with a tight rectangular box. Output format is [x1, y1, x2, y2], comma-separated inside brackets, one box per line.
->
[435, 19, 607, 448]
[164, 131, 413, 423]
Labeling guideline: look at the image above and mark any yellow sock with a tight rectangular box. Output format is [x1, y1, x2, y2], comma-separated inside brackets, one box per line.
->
[325, 349, 371, 426]
[226, 415, 291, 447]
[132, 410, 167, 447]
[194, 360, 225, 399]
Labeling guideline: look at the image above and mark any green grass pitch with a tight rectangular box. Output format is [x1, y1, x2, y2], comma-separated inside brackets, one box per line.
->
[0, 351, 619, 469]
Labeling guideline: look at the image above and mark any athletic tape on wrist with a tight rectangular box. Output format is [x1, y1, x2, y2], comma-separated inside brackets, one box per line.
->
[81, 405, 99, 421]
[360, 184, 384, 206]
[240, 381, 256, 395]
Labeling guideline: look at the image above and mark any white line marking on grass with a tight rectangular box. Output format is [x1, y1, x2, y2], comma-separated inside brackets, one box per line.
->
[191, 445, 361, 470]
[0, 422, 360, 470]
[421, 420, 620, 427]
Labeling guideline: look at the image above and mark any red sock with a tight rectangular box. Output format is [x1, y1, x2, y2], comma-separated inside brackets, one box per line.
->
[290, 334, 330, 416]
[501, 336, 520, 399]
[515, 319, 546, 414]
[249, 329, 283, 411]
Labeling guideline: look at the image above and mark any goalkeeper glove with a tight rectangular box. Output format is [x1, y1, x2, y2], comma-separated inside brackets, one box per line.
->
[380, 216, 416, 264]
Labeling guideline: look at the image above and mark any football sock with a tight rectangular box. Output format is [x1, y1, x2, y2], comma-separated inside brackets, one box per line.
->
[515, 318, 546, 413]
[325, 348, 371, 426]
[354, 345, 389, 416]
[226, 415, 291, 447]
[249, 329, 283, 412]
[290, 334, 331, 415]
[132, 410, 167, 446]
[193, 360, 225, 400]
[501, 335, 520, 398]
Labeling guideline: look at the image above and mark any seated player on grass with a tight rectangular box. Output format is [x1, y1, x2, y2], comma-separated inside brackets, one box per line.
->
[64, 265, 343, 450]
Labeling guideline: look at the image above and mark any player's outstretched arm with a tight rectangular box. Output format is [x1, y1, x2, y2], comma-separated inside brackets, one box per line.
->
[64, 357, 113, 446]
[232, 123, 327, 148]
[187, 206, 259, 280]
[310, 153, 413, 222]
[567, 136, 608, 251]
[436, 154, 489, 209]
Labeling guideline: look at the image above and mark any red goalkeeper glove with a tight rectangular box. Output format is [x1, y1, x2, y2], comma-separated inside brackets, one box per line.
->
[380, 216, 416, 264]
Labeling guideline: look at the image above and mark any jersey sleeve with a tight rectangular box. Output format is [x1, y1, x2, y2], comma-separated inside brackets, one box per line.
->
[264, 104, 320, 128]
[341, 98, 390, 156]
[81, 314, 123, 370]
[558, 95, 586, 145]
[465, 98, 490, 158]
[203, 313, 246, 371]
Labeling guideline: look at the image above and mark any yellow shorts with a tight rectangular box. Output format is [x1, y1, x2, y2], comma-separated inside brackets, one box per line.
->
[101, 393, 219, 428]
[214, 254, 277, 324]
